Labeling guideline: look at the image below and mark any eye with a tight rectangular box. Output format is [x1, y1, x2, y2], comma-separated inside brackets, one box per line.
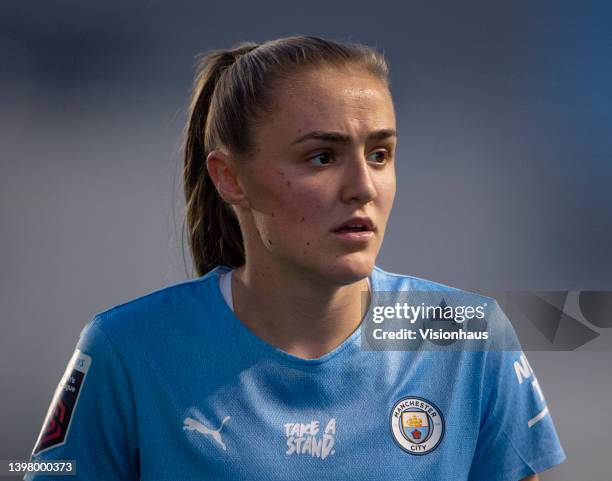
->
[368, 150, 392, 164]
[308, 152, 335, 166]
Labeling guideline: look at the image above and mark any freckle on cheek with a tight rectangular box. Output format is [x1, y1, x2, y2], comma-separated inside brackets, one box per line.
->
[301, 217, 305, 222]
[286, 180, 291, 187]
[306, 242, 310, 246]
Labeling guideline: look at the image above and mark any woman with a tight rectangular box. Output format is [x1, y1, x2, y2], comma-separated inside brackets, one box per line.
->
[27, 36, 565, 480]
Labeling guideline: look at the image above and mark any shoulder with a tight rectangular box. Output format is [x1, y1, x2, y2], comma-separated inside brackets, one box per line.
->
[373, 265, 496, 304]
[372, 265, 516, 349]
[83, 267, 224, 345]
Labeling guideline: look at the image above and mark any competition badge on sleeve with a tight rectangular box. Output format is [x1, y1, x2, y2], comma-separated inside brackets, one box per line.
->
[32, 349, 92, 455]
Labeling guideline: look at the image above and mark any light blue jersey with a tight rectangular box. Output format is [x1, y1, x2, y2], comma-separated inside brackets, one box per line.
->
[26, 265, 565, 480]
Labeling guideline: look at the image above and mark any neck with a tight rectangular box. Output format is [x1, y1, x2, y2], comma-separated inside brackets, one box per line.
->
[231, 261, 371, 359]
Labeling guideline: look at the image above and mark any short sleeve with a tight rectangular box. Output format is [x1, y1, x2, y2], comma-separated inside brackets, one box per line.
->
[24, 318, 139, 480]
[468, 302, 566, 481]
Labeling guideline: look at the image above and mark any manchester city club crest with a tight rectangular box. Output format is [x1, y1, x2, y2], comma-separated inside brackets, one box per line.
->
[390, 396, 444, 455]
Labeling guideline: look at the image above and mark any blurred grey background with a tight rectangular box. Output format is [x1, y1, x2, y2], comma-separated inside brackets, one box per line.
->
[1, 1, 611, 479]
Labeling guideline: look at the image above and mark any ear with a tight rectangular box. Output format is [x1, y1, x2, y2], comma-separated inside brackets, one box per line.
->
[206, 149, 250, 208]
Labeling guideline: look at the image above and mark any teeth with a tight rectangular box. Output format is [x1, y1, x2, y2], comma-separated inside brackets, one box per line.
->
[347, 224, 364, 228]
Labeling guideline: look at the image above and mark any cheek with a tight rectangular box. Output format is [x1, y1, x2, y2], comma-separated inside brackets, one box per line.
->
[255, 169, 329, 242]
[271, 168, 327, 210]
[378, 173, 396, 214]
[274, 185, 326, 232]
[384, 182, 396, 212]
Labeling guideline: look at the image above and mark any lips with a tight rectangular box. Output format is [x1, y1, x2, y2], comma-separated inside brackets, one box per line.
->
[332, 216, 375, 233]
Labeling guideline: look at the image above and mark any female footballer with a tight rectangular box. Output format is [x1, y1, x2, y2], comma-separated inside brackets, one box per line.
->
[26, 35, 565, 480]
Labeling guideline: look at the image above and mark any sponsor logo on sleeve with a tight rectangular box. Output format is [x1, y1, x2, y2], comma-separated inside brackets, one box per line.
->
[513, 351, 550, 428]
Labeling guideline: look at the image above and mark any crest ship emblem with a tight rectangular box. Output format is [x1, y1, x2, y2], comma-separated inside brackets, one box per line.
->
[390, 397, 444, 455]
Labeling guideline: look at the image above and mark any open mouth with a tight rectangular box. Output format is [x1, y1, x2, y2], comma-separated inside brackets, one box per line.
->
[334, 224, 370, 233]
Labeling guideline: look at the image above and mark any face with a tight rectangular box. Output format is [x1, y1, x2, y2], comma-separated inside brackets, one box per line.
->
[214, 66, 396, 285]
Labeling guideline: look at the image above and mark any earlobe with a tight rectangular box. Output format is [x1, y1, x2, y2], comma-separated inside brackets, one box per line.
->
[206, 149, 250, 208]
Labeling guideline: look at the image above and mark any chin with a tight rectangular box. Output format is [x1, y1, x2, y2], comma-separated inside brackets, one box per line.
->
[322, 254, 375, 285]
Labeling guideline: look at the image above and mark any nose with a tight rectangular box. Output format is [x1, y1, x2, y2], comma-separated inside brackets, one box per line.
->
[341, 152, 378, 204]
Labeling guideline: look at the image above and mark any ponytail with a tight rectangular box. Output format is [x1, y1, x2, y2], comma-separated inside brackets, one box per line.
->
[183, 43, 257, 277]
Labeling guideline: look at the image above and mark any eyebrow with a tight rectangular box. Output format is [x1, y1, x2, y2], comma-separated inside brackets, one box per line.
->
[290, 128, 397, 145]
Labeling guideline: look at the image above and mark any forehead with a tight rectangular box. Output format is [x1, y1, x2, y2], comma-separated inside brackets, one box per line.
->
[255, 67, 395, 146]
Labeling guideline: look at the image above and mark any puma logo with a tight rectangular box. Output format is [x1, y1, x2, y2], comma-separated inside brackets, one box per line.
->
[183, 416, 231, 450]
